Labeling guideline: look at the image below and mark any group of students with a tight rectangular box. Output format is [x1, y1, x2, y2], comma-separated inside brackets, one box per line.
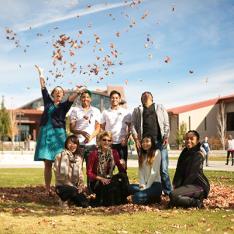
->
[33, 65, 210, 208]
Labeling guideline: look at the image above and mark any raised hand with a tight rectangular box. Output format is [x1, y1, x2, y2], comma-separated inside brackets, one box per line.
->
[35, 65, 45, 88]
[73, 85, 87, 94]
[35, 65, 44, 77]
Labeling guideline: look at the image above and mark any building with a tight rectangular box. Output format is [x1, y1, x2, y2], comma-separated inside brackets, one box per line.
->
[13, 86, 126, 141]
[167, 93, 234, 148]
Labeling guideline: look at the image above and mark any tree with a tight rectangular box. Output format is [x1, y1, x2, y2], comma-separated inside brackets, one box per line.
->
[8, 109, 18, 145]
[217, 101, 226, 150]
[176, 121, 187, 149]
[0, 96, 11, 140]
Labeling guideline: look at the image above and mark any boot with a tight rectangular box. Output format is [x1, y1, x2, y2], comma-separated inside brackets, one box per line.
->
[174, 195, 203, 208]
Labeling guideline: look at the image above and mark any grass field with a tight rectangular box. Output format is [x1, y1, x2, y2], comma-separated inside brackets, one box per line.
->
[0, 168, 233, 234]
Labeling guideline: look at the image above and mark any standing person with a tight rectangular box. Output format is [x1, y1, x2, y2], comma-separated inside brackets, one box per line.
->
[34, 65, 81, 195]
[54, 135, 89, 208]
[131, 91, 172, 196]
[226, 135, 234, 166]
[129, 135, 162, 204]
[70, 89, 101, 165]
[87, 131, 127, 206]
[169, 130, 210, 208]
[101, 90, 131, 167]
[201, 136, 211, 167]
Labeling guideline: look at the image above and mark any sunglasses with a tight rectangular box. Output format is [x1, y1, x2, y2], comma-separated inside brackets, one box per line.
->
[102, 138, 112, 142]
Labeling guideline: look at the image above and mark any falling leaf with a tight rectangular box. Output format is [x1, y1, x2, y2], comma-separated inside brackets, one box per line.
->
[164, 56, 171, 63]
[148, 54, 153, 59]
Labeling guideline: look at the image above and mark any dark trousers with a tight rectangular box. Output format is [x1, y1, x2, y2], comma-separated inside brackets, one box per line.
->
[80, 144, 97, 193]
[89, 173, 129, 206]
[55, 185, 89, 208]
[169, 184, 204, 208]
[226, 151, 234, 165]
[204, 152, 209, 166]
[112, 143, 128, 162]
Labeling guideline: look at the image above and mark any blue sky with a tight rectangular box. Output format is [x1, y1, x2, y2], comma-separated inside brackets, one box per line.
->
[0, 0, 234, 111]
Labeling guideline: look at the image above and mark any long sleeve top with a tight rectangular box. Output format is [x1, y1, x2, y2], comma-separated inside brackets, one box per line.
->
[40, 88, 73, 128]
[173, 143, 210, 198]
[87, 149, 125, 181]
[139, 150, 161, 189]
[54, 149, 84, 189]
[131, 104, 170, 141]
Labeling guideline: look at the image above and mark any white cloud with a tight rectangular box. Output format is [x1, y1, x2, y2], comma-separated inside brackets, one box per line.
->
[123, 65, 234, 111]
[12, 1, 130, 31]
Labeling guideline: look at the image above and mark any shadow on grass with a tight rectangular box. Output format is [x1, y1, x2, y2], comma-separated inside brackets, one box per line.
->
[0, 184, 233, 217]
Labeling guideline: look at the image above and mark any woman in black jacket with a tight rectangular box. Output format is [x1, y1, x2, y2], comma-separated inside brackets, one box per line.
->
[169, 130, 210, 208]
[34, 65, 83, 195]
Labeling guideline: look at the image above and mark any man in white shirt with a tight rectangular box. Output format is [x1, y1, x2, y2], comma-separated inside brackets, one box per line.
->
[70, 90, 101, 164]
[101, 90, 131, 166]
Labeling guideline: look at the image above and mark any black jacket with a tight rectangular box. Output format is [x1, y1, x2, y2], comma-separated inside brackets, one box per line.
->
[173, 143, 210, 198]
[40, 88, 73, 129]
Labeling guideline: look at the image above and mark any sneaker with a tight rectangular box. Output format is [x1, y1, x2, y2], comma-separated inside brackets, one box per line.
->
[59, 199, 69, 208]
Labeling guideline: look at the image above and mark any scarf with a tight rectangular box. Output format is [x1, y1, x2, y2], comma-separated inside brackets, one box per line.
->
[97, 147, 115, 179]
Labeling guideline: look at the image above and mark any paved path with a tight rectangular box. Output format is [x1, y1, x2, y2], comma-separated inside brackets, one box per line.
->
[127, 159, 234, 172]
[0, 159, 233, 172]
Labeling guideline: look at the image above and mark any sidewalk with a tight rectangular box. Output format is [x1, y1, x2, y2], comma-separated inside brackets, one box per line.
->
[0, 158, 233, 172]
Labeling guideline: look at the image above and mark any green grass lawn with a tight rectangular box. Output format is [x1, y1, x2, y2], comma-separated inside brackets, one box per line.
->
[0, 168, 233, 234]
[0, 168, 233, 187]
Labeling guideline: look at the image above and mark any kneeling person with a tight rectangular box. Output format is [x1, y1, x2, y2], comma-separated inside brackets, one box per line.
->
[169, 130, 210, 208]
[87, 131, 128, 206]
[54, 135, 89, 208]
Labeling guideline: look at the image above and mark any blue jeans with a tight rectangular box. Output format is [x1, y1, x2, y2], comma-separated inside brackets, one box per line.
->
[129, 182, 162, 204]
[156, 141, 172, 195]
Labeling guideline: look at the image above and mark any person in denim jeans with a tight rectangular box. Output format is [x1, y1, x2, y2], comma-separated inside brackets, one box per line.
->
[131, 91, 172, 195]
[129, 135, 162, 204]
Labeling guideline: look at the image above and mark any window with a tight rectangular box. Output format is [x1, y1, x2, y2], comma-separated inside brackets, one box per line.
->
[189, 116, 191, 130]
[227, 112, 234, 131]
[204, 117, 207, 131]
[103, 96, 110, 110]
[91, 93, 101, 109]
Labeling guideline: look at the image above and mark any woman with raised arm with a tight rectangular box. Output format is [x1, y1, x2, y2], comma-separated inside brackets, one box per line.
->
[34, 65, 83, 196]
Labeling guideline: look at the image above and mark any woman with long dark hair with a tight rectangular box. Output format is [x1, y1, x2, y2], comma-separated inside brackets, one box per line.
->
[169, 130, 210, 208]
[129, 135, 162, 204]
[54, 135, 89, 208]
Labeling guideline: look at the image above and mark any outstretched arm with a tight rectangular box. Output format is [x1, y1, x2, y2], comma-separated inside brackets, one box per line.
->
[35, 65, 46, 89]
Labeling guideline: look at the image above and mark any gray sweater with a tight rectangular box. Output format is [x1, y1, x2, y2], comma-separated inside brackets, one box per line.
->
[131, 104, 170, 141]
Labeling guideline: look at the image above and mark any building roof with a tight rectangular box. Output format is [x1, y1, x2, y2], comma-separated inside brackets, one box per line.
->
[18, 86, 126, 110]
[9, 109, 43, 115]
[167, 93, 234, 115]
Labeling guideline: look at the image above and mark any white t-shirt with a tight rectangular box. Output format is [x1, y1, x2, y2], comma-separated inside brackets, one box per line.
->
[70, 106, 101, 145]
[101, 107, 131, 144]
[227, 139, 234, 151]
[139, 150, 161, 189]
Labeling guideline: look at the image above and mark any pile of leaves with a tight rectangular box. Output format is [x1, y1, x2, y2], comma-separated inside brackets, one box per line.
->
[0, 183, 233, 214]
